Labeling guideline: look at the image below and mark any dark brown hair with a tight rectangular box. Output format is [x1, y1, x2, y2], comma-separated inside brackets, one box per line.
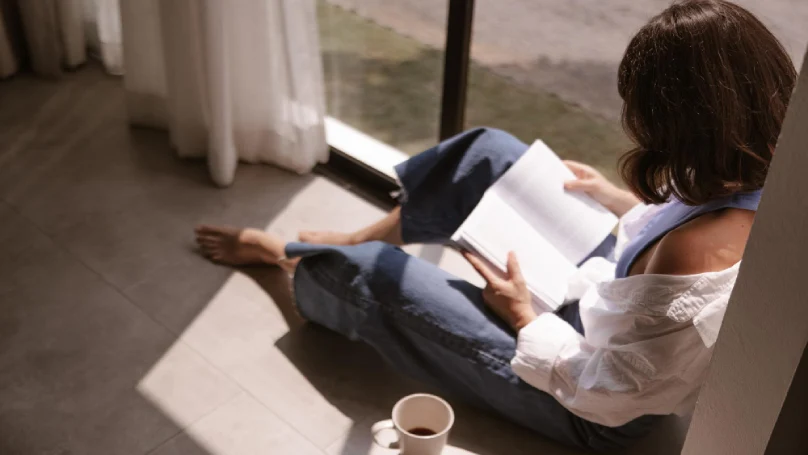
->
[617, 0, 797, 205]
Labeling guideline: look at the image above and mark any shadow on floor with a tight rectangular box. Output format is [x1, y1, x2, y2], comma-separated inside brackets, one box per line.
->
[0, 66, 315, 454]
[246, 252, 688, 455]
[0, 53, 686, 455]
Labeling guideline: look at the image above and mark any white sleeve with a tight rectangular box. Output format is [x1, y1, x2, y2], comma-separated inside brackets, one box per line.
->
[565, 257, 615, 301]
[510, 312, 691, 427]
[564, 203, 652, 301]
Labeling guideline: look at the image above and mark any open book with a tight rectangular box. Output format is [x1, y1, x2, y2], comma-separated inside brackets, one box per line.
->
[451, 140, 618, 313]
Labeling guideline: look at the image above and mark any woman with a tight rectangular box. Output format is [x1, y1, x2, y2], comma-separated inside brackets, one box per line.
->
[195, 0, 796, 450]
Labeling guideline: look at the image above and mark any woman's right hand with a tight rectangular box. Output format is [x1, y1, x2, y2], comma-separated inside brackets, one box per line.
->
[563, 160, 641, 217]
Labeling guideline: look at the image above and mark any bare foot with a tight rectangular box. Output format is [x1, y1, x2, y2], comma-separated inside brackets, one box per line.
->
[195, 225, 286, 266]
[298, 230, 359, 246]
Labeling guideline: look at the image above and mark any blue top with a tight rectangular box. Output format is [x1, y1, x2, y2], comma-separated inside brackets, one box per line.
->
[614, 190, 763, 278]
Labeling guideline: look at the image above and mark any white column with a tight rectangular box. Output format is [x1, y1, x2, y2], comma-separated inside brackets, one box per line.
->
[682, 47, 808, 455]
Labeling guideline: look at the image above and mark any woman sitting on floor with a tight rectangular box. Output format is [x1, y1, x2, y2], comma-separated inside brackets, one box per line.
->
[194, 0, 796, 450]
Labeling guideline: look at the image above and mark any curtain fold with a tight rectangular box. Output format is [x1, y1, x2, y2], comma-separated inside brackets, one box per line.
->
[56, 0, 87, 68]
[94, 0, 122, 75]
[13, 0, 86, 77]
[1, 0, 327, 185]
[118, 0, 328, 186]
[0, 4, 17, 78]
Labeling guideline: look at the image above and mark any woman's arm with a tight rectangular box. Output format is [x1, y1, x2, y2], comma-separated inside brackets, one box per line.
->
[464, 232, 716, 427]
[463, 251, 538, 330]
[464, 252, 692, 427]
[563, 161, 641, 217]
[511, 220, 747, 426]
[510, 310, 695, 427]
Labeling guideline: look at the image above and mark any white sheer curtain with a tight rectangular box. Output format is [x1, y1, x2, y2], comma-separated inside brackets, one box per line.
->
[0, 5, 16, 78]
[1, 0, 328, 186]
[0, 0, 87, 77]
[116, 0, 328, 186]
[82, 0, 123, 75]
[0, 0, 123, 76]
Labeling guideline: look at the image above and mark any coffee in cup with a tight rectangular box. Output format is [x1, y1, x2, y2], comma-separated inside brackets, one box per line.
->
[371, 394, 455, 455]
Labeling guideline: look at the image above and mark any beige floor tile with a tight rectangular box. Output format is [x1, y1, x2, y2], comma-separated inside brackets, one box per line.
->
[0, 202, 61, 294]
[42, 165, 310, 293]
[51, 199, 194, 290]
[122, 257, 242, 335]
[0, 66, 689, 455]
[178, 278, 422, 449]
[136, 341, 242, 430]
[264, 177, 387, 240]
[118, 173, 386, 333]
[176, 272, 295, 354]
[149, 393, 323, 455]
[0, 203, 247, 455]
[0, 70, 319, 296]
[170, 175, 425, 449]
[0, 221, 172, 454]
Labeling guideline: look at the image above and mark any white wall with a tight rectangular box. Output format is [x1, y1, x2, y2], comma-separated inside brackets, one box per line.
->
[682, 49, 808, 455]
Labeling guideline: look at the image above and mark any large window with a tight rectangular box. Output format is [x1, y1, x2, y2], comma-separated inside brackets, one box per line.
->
[464, 1, 653, 184]
[319, 0, 808, 187]
[317, 0, 447, 156]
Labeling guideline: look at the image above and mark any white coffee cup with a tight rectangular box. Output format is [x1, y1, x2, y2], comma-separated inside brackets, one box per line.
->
[371, 394, 455, 455]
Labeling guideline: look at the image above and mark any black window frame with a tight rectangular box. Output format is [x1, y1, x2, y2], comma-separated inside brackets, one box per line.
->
[319, 0, 475, 204]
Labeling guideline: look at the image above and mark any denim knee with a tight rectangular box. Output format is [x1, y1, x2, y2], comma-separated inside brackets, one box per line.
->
[394, 127, 529, 244]
[471, 126, 520, 145]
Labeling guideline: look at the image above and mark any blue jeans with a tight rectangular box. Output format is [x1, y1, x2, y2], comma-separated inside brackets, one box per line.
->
[286, 128, 658, 451]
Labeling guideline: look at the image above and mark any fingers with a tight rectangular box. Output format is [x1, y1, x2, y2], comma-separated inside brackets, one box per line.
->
[562, 161, 599, 192]
[506, 251, 525, 286]
[562, 160, 590, 177]
[563, 178, 597, 192]
[563, 160, 604, 182]
[463, 252, 505, 286]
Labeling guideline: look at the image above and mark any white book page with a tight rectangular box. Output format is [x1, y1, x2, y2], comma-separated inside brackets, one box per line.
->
[452, 192, 577, 310]
[491, 140, 618, 265]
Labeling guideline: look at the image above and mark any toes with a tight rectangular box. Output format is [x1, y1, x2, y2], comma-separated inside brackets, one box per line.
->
[197, 242, 220, 258]
[197, 236, 220, 246]
[196, 231, 226, 247]
[195, 225, 231, 236]
[198, 247, 214, 260]
[195, 225, 214, 234]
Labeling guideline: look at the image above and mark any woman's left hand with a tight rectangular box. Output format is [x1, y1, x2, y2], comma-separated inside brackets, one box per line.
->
[463, 251, 538, 331]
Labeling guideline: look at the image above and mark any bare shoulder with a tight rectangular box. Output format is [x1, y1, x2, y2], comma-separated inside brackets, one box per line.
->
[646, 208, 756, 276]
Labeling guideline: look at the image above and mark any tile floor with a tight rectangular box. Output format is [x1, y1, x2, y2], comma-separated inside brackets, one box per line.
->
[0, 67, 687, 454]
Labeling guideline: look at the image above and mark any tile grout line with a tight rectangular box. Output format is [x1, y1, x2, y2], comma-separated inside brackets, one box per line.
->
[141, 391, 246, 455]
[4, 202, 332, 454]
[144, 302, 329, 453]
[0, 203, 256, 450]
[170, 314, 331, 453]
